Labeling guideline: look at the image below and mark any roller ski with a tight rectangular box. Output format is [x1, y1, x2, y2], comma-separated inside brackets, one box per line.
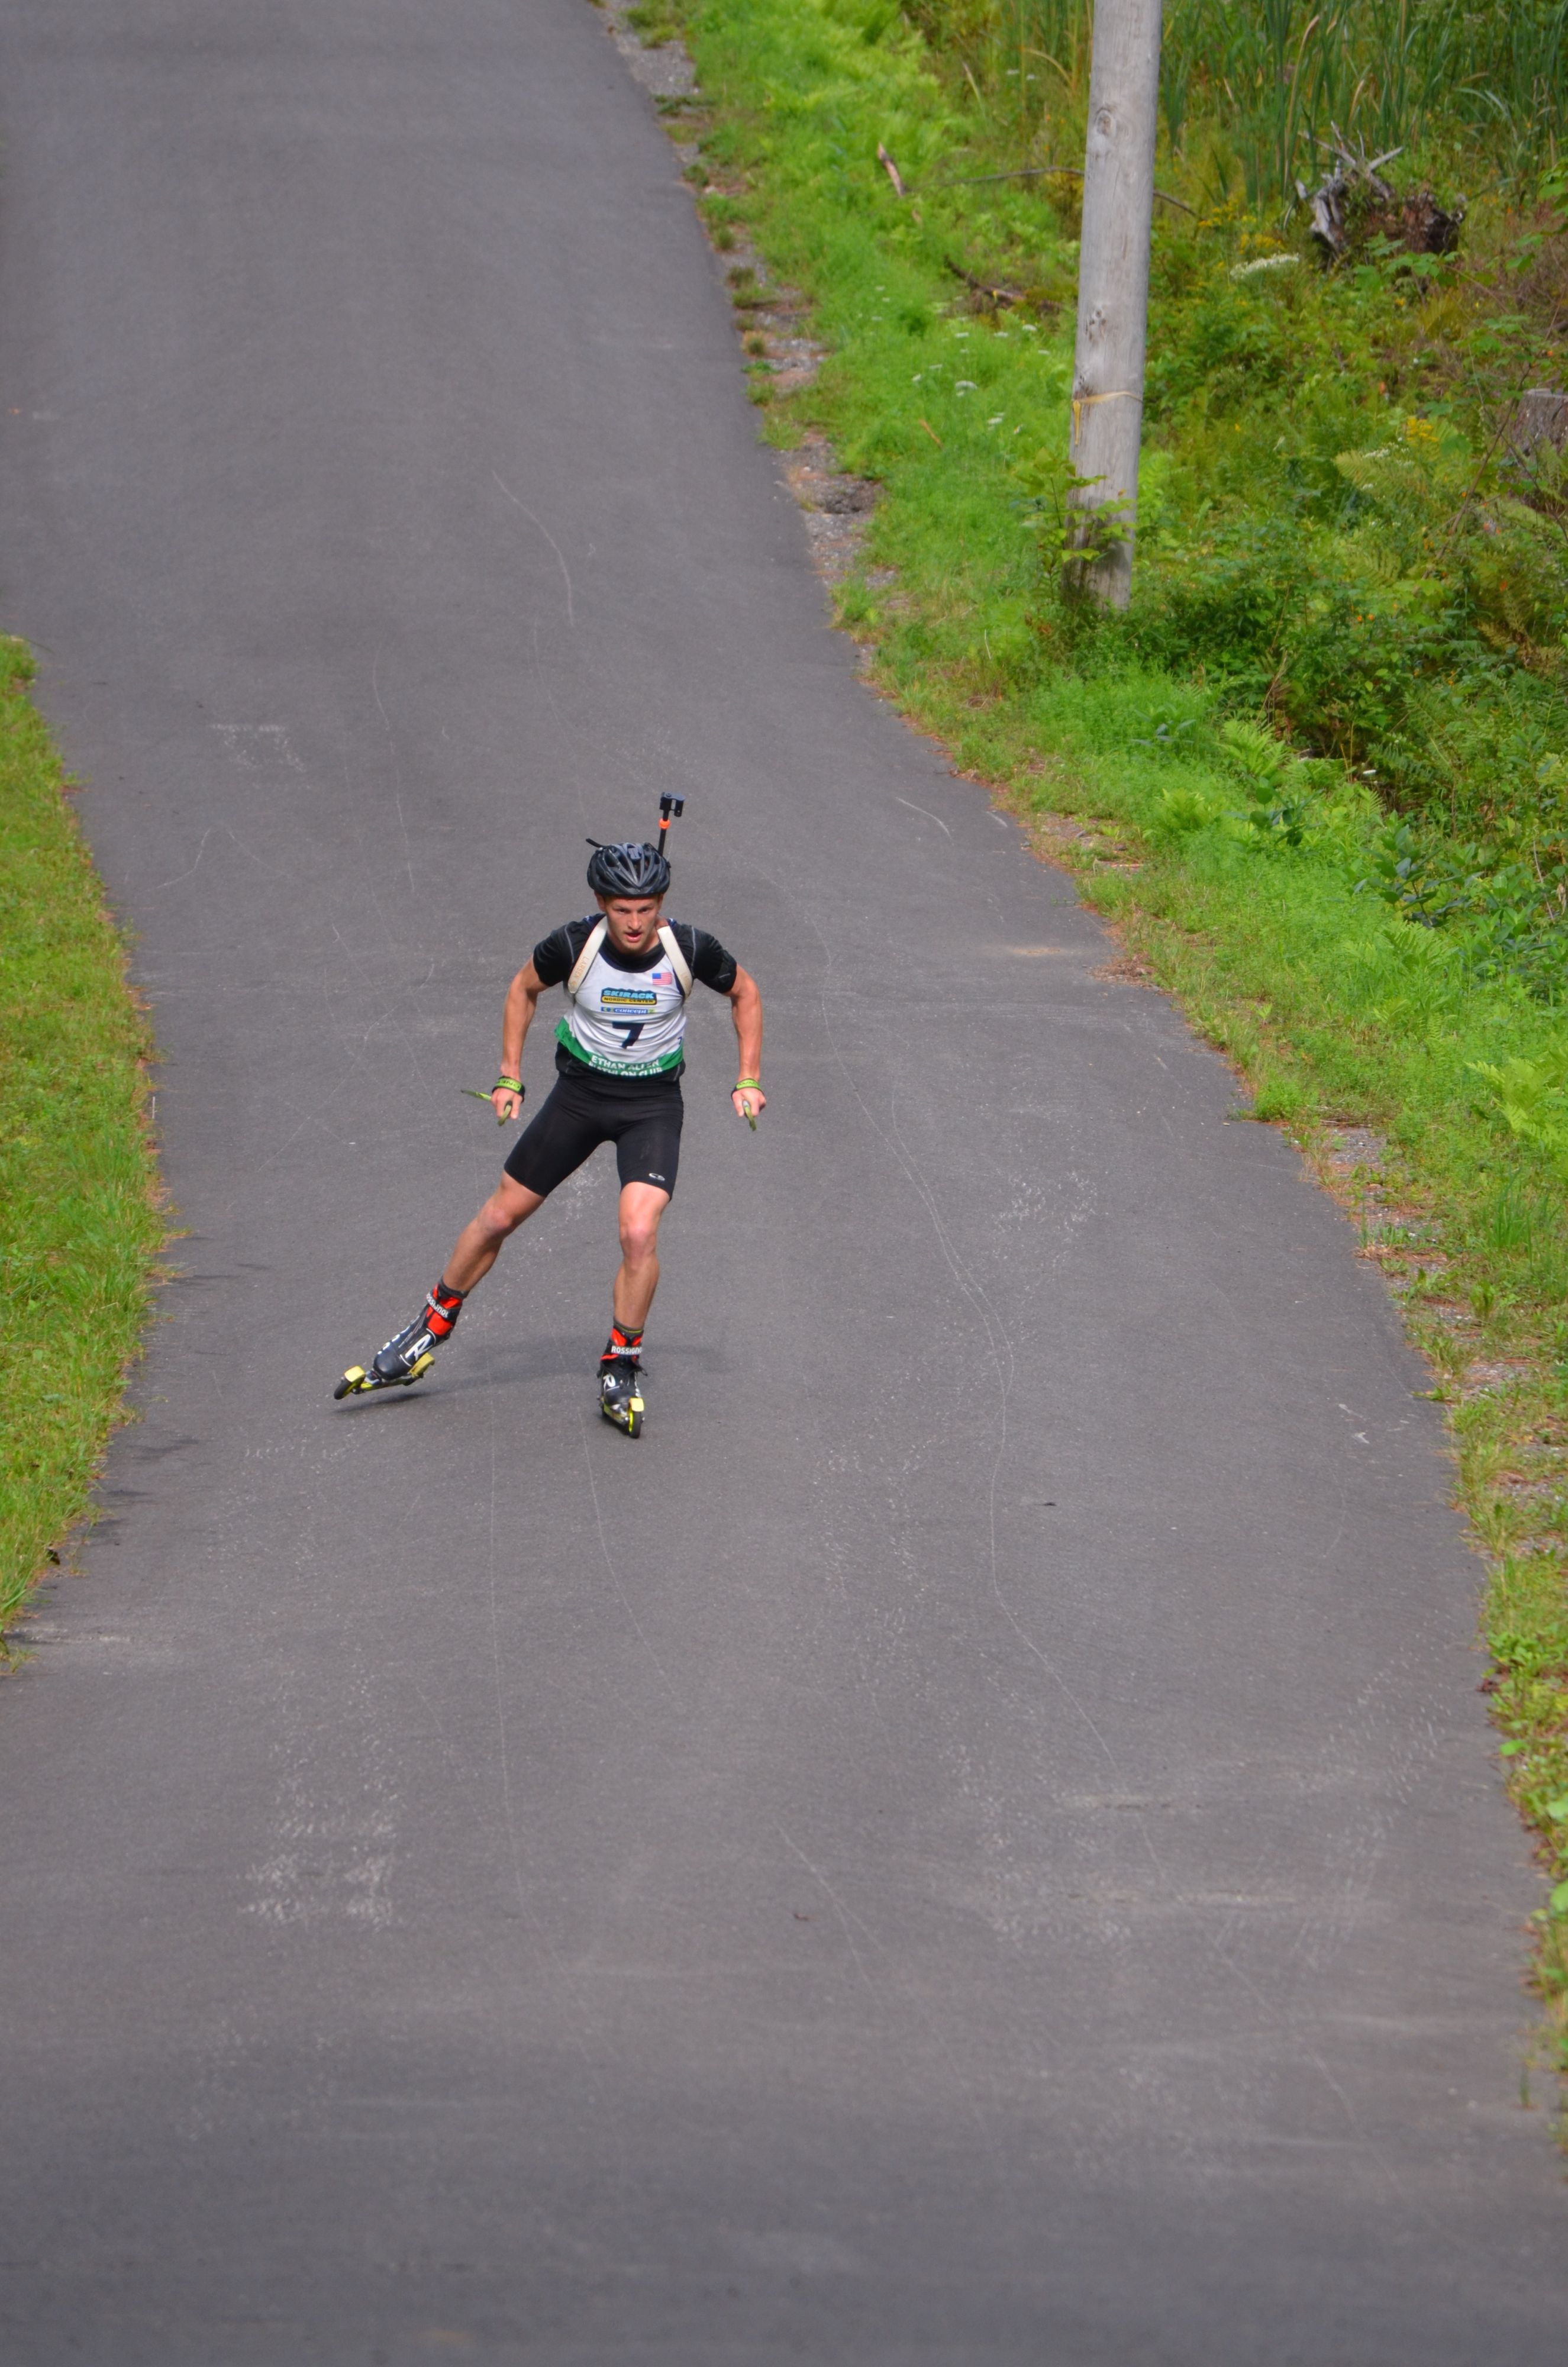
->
[334, 1281, 466, 1400]
[598, 1326, 646, 1437]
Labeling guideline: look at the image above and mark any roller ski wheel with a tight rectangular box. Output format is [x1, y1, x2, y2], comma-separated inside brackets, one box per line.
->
[599, 1356, 645, 1438]
[333, 1352, 434, 1400]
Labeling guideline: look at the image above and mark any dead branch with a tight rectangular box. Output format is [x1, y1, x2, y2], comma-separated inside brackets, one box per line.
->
[881, 157, 1195, 215]
[1295, 127, 1461, 260]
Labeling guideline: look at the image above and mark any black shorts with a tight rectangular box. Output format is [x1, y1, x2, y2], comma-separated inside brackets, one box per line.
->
[503, 1063, 683, 1202]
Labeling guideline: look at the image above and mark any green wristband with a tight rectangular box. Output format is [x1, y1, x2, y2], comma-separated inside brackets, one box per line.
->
[736, 1078, 761, 1090]
[494, 1075, 522, 1092]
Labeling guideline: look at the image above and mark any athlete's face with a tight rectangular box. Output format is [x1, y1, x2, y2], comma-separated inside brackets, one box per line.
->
[598, 893, 664, 954]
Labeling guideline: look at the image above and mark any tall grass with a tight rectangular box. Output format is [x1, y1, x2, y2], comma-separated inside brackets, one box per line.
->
[908, 0, 1568, 199]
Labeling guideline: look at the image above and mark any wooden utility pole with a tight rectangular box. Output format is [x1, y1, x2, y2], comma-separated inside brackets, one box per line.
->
[1066, 0, 1163, 608]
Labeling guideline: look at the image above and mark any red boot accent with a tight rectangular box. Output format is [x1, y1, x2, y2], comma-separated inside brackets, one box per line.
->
[424, 1280, 467, 1340]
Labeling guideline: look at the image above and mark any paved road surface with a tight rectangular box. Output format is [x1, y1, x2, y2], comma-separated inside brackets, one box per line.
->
[0, 4, 1561, 2359]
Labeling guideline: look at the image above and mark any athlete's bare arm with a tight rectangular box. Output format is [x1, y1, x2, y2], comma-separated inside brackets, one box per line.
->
[727, 966, 764, 1121]
[492, 960, 545, 1120]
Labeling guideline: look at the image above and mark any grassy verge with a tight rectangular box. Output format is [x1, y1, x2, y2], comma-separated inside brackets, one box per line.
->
[0, 636, 162, 1644]
[638, 0, 1568, 2102]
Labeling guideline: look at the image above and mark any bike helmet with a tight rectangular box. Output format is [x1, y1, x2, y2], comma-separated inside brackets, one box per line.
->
[586, 839, 671, 898]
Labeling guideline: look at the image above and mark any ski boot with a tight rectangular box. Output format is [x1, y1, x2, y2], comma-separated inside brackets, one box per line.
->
[335, 1281, 466, 1399]
[598, 1326, 646, 1437]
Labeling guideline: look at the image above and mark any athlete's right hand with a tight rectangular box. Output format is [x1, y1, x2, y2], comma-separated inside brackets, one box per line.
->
[492, 1083, 524, 1123]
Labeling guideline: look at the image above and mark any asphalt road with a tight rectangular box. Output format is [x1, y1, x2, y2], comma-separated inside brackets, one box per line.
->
[0, 4, 1562, 2360]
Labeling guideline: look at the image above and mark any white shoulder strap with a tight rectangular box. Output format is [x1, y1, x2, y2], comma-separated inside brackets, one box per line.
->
[657, 923, 692, 998]
[566, 918, 608, 997]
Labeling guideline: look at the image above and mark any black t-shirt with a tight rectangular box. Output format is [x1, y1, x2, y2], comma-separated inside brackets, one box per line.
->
[531, 917, 739, 1088]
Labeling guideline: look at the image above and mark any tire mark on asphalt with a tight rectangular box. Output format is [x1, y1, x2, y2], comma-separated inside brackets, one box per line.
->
[493, 470, 576, 627]
[370, 639, 416, 899]
[804, 885, 1435, 2226]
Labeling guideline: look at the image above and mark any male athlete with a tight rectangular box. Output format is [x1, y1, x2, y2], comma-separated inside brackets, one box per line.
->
[335, 833, 763, 1436]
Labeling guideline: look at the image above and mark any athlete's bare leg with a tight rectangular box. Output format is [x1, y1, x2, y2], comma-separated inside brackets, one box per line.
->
[612, 1182, 670, 1333]
[441, 1175, 546, 1294]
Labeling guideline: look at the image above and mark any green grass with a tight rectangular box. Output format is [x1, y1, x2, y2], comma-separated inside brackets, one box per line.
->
[0, 635, 162, 1642]
[666, 0, 1568, 2100]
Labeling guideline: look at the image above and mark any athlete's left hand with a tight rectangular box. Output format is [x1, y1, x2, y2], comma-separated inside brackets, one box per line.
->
[732, 1085, 766, 1126]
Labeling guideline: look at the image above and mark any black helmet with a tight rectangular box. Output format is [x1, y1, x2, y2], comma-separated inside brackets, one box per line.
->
[586, 839, 670, 898]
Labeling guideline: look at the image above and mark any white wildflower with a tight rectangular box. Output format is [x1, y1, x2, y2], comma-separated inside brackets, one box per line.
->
[1228, 253, 1299, 280]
